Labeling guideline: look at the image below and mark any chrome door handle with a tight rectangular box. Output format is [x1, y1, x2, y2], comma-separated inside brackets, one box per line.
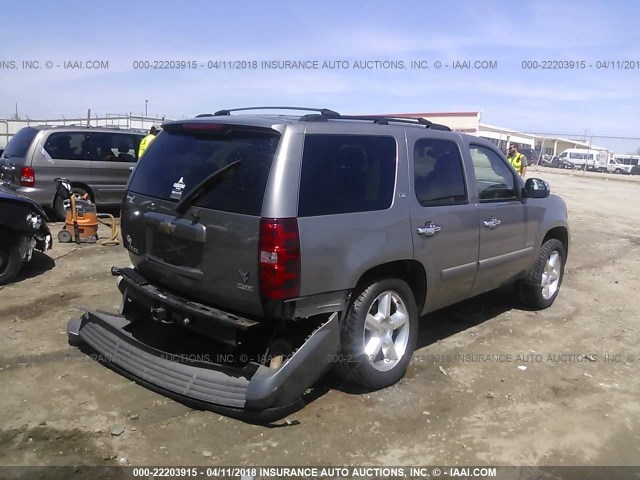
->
[417, 222, 441, 236]
[483, 218, 502, 228]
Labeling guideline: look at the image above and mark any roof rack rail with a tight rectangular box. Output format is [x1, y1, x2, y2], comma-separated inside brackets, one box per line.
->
[302, 113, 451, 131]
[213, 106, 341, 117]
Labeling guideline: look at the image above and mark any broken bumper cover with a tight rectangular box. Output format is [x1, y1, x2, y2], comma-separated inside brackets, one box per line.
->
[67, 310, 340, 420]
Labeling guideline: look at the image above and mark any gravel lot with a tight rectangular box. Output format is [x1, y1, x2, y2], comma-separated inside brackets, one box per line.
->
[1, 169, 639, 475]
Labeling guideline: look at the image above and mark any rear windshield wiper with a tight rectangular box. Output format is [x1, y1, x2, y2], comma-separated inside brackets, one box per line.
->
[175, 159, 243, 214]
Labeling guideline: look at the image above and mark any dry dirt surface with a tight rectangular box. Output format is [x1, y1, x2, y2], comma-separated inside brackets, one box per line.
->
[1, 169, 639, 478]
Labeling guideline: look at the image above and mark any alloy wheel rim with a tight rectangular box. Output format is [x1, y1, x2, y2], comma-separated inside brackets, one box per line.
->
[363, 290, 410, 371]
[541, 251, 561, 300]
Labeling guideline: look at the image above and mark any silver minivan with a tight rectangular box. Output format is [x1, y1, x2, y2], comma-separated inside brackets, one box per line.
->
[0, 126, 145, 219]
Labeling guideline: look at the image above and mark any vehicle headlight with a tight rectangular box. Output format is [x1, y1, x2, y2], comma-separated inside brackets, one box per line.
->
[27, 213, 43, 230]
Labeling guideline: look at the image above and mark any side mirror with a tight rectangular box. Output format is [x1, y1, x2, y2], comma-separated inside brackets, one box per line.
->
[524, 178, 550, 198]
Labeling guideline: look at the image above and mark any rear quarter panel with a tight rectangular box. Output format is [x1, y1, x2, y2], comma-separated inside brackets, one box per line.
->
[293, 129, 413, 297]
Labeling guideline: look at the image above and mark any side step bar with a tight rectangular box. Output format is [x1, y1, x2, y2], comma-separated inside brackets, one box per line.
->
[68, 311, 340, 421]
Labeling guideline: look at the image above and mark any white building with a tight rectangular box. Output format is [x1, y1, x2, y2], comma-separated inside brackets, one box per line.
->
[378, 111, 600, 157]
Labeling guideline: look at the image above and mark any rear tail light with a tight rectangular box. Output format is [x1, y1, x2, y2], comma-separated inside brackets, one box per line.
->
[259, 217, 301, 300]
[20, 167, 35, 187]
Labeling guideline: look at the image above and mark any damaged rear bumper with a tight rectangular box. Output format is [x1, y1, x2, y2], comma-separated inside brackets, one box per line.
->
[67, 310, 340, 420]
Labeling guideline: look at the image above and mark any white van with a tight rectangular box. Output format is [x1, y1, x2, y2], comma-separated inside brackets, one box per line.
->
[557, 148, 608, 171]
[609, 155, 640, 174]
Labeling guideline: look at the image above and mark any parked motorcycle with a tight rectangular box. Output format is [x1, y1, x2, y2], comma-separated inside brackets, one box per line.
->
[0, 183, 53, 285]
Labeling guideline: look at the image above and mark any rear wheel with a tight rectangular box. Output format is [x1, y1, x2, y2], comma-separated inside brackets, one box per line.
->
[53, 186, 90, 221]
[336, 278, 418, 390]
[0, 240, 23, 285]
[518, 239, 566, 309]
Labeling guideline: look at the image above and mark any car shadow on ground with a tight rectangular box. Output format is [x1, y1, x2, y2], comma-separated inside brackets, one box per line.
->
[2, 251, 55, 286]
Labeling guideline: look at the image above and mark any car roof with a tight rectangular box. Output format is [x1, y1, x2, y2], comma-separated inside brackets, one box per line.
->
[29, 125, 146, 134]
[164, 112, 468, 138]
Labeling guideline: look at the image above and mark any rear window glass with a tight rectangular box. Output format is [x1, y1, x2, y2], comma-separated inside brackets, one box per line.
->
[128, 128, 280, 216]
[3, 127, 38, 158]
[298, 135, 396, 216]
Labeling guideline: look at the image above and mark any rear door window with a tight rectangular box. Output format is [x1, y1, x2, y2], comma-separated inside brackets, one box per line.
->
[298, 135, 396, 216]
[43, 132, 90, 160]
[3, 127, 38, 158]
[128, 127, 280, 216]
[90, 132, 141, 162]
[414, 138, 467, 206]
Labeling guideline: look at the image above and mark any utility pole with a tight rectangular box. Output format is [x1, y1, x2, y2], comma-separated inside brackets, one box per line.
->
[145, 100, 148, 117]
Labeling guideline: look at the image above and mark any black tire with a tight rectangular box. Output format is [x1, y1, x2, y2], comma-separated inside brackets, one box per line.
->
[518, 239, 566, 310]
[0, 240, 23, 285]
[336, 278, 418, 390]
[53, 186, 90, 221]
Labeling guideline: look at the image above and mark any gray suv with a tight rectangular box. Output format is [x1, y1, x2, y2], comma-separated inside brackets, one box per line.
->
[68, 107, 569, 418]
[0, 125, 145, 219]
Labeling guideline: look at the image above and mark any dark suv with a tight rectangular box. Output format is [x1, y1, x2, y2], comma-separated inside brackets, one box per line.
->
[68, 107, 570, 417]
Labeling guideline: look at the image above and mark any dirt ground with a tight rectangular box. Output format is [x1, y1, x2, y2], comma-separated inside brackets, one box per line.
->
[1, 168, 639, 474]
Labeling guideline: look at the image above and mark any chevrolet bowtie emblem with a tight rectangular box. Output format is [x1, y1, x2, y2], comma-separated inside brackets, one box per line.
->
[238, 270, 250, 285]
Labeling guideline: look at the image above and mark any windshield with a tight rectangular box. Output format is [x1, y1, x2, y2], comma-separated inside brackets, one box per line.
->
[128, 128, 280, 216]
[3, 127, 38, 158]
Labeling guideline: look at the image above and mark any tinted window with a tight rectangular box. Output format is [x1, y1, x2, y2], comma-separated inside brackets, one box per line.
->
[44, 132, 90, 160]
[128, 128, 279, 216]
[298, 135, 396, 217]
[4, 127, 38, 158]
[414, 139, 466, 206]
[470, 145, 517, 201]
[91, 132, 142, 162]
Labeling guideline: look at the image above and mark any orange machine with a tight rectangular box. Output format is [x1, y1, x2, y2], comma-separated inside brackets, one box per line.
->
[57, 195, 99, 243]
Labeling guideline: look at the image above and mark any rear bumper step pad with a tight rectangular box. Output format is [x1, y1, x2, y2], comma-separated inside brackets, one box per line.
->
[67, 310, 339, 420]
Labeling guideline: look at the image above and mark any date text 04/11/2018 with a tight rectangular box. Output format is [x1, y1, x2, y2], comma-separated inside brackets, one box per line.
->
[522, 60, 640, 69]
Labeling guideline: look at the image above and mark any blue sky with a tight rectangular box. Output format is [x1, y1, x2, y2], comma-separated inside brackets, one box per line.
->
[2, 0, 640, 152]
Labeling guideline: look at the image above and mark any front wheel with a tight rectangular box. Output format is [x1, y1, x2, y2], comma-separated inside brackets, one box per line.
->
[0, 240, 23, 285]
[336, 278, 418, 390]
[518, 239, 566, 309]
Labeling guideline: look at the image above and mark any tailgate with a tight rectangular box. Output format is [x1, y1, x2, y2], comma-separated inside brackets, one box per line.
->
[123, 122, 281, 317]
